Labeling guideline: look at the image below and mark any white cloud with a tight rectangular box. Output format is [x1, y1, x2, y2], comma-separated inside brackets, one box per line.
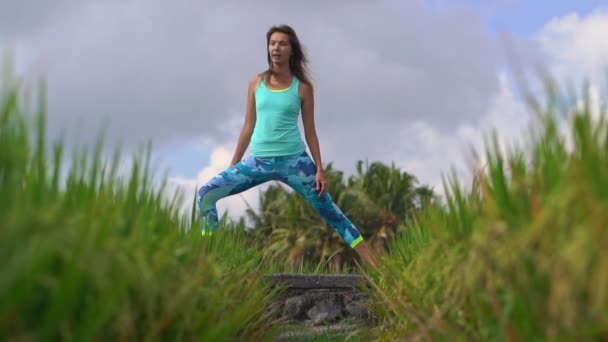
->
[6, 2, 608, 224]
[397, 7, 608, 192]
[536, 8, 608, 85]
[393, 70, 529, 192]
[3, 1, 501, 153]
[532, 8, 608, 154]
[396, 7, 608, 195]
[169, 7, 608, 222]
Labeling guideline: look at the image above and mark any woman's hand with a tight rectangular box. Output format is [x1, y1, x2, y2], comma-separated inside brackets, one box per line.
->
[315, 170, 327, 197]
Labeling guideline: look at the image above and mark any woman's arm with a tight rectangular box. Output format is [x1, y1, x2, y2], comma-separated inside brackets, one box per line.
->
[230, 75, 259, 166]
[300, 81, 327, 195]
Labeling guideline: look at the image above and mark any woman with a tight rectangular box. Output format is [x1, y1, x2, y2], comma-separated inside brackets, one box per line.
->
[198, 24, 377, 268]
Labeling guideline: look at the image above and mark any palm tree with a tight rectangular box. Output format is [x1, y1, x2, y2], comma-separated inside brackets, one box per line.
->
[245, 160, 437, 270]
[246, 164, 362, 270]
[345, 160, 420, 253]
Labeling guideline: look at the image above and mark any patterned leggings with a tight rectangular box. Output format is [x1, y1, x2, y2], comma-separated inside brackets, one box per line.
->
[197, 151, 364, 248]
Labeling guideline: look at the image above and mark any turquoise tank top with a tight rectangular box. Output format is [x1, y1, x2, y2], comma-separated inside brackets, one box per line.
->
[250, 75, 307, 157]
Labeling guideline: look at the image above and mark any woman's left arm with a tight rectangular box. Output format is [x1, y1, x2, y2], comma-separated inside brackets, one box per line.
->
[300, 82, 327, 196]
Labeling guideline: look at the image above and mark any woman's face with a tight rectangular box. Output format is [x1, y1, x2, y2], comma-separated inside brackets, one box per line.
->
[268, 32, 292, 65]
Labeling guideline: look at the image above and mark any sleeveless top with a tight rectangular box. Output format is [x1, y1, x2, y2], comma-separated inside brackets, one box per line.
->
[250, 74, 307, 157]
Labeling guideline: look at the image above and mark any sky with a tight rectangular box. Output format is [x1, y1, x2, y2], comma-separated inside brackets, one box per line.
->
[1, 0, 607, 222]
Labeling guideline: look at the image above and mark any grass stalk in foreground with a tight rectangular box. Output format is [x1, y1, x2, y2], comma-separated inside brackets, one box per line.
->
[1, 74, 285, 341]
[366, 81, 608, 341]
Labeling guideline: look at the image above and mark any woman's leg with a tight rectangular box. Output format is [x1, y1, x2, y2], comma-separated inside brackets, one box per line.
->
[197, 156, 273, 235]
[281, 152, 377, 267]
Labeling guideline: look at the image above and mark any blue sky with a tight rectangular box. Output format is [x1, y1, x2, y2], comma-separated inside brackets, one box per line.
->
[157, 141, 212, 180]
[426, 0, 604, 35]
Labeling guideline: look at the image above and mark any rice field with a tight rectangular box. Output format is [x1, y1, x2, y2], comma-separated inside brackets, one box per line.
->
[2, 67, 606, 341]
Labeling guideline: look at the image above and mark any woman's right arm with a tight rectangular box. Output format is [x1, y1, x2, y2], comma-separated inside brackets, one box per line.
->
[230, 75, 259, 166]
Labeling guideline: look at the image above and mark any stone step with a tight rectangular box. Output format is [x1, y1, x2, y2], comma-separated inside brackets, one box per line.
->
[262, 273, 376, 341]
[274, 322, 361, 341]
[264, 273, 370, 289]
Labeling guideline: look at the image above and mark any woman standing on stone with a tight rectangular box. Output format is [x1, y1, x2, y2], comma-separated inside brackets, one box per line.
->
[197, 24, 377, 268]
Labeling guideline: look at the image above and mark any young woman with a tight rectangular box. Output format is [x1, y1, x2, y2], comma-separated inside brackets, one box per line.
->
[198, 24, 377, 268]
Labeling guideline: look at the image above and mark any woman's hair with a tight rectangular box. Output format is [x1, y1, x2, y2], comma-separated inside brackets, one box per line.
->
[264, 24, 313, 88]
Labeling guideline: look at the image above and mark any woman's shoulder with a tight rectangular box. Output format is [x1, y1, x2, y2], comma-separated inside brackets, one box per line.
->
[298, 78, 313, 99]
[248, 73, 265, 93]
[251, 72, 265, 84]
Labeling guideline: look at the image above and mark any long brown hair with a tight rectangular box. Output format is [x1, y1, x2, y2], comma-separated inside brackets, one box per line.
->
[263, 24, 313, 88]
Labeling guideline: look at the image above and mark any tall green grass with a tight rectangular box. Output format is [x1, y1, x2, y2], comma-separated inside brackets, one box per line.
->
[7, 60, 607, 341]
[0, 72, 287, 340]
[367, 81, 608, 341]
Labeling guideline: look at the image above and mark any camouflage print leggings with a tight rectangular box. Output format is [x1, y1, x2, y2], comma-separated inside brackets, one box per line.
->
[197, 151, 364, 248]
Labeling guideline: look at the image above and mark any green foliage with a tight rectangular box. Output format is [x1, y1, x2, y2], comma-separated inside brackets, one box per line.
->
[0, 72, 280, 341]
[246, 161, 438, 271]
[367, 80, 608, 341]
[4, 57, 605, 340]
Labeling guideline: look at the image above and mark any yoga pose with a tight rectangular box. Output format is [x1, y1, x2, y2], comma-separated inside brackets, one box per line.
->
[198, 24, 377, 268]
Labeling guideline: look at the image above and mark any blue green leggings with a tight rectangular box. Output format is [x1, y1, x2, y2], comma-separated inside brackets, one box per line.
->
[197, 151, 364, 248]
